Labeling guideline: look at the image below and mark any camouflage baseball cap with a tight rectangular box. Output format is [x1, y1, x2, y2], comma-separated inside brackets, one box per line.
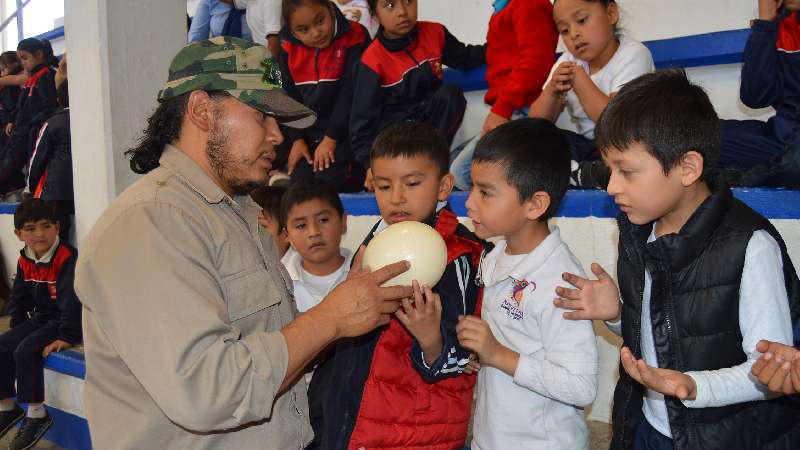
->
[157, 36, 316, 129]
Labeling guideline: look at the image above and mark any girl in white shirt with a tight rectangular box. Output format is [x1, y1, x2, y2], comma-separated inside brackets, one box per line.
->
[530, 0, 654, 163]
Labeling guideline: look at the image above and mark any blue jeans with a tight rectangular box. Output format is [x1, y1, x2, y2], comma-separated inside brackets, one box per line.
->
[634, 418, 674, 450]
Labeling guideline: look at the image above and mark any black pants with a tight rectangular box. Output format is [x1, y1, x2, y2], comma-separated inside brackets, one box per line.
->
[419, 83, 467, 146]
[289, 140, 367, 193]
[0, 321, 59, 404]
[719, 119, 800, 187]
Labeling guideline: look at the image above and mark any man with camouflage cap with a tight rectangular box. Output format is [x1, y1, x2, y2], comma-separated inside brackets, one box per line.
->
[75, 37, 410, 449]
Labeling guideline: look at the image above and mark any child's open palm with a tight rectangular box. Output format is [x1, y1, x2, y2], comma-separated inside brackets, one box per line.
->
[554, 263, 621, 321]
[620, 347, 697, 400]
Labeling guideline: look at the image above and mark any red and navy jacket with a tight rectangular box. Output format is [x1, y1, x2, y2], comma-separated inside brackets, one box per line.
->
[313, 206, 488, 450]
[741, 11, 800, 146]
[350, 22, 486, 166]
[278, 6, 370, 148]
[7, 239, 81, 344]
[485, 0, 558, 119]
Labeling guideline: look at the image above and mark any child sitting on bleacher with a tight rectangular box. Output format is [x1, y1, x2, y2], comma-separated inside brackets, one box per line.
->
[279, 0, 371, 192]
[530, 0, 654, 188]
[0, 52, 22, 150]
[0, 198, 81, 450]
[719, 0, 800, 187]
[0, 39, 58, 201]
[351, 0, 486, 190]
[449, 0, 559, 190]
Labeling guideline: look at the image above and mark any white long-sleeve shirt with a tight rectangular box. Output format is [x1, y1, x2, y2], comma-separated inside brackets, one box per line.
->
[607, 229, 793, 438]
[472, 226, 599, 450]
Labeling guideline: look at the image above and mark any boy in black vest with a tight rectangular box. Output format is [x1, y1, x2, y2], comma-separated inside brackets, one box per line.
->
[554, 69, 800, 450]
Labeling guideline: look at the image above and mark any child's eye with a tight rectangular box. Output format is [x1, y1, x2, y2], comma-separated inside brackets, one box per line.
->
[480, 189, 491, 198]
[319, 217, 329, 224]
[376, 184, 390, 191]
[406, 181, 420, 188]
[384, 1, 394, 10]
[577, 16, 588, 25]
[294, 223, 306, 230]
[559, 28, 569, 35]
[297, 26, 308, 34]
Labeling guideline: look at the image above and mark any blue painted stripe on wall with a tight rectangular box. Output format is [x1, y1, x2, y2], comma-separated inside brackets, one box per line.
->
[35, 26, 65, 41]
[342, 188, 800, 219]
[443, 28, 750, 92]
[41, 405, 91, 450]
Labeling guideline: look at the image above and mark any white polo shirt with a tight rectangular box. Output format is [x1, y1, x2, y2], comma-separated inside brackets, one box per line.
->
[281, 247, 352, 313]
[471, 226, 599, 450]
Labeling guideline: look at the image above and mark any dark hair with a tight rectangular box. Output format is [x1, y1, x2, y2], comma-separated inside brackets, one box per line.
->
[595, 69, 720, 178]
[0, 51, 21, 74]
[126, 90, 229, 174]
[17, 38, 58, 67]
[370, 121, 450, 176]
[282, 0, 332, 27]
[14, 198, 58, 230]
[553, 0, 620, 35]
[473, 118, 570, 221]
[366, 0, 377, 14]
[279, 181, 344, 230]
[250, 185, 287, 220]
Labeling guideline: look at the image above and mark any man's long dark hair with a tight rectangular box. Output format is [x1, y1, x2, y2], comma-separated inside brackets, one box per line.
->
[126, 91, 227, 174]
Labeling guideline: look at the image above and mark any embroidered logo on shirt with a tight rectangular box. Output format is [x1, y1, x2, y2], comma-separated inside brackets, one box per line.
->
[500, 278, 535, 320]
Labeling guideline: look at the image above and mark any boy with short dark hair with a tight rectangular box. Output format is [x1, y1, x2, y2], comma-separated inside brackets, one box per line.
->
[0, 198, 81, 450]
[557, 69, 800, 450]
[250, 185, 289, 258]
[456, 118, 598, 449]
[316, 121, 486, 450]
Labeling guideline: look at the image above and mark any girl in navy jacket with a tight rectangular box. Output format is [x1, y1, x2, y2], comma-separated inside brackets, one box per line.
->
[351, 0, 485, 189]
[279, 0, 371, 192]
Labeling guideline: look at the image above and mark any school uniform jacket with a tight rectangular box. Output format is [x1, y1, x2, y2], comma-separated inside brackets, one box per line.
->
[740, 12, 800, 145]
[350, 22, 486, 165]
[278, 6, 370, 148]
[316, 206, 488, 450]
[7, 239, 81, 343]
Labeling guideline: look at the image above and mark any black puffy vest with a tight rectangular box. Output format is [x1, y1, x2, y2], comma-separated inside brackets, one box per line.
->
[611, 183, 800, 450]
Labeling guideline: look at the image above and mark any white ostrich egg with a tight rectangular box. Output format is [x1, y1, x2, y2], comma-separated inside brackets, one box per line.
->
[363, 221, 448, 287]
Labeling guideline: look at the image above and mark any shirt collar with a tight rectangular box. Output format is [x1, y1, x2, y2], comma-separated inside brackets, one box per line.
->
[159, 144, 230, 205]
[481, 225, 562, 286]
[281, 247, 353, 282]
[24, 236, 60, 264]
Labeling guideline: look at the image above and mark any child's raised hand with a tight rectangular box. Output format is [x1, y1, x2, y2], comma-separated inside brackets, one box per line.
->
[548, 61, 576, 95]
[287, 139, 313, 175]
[396, 281, 443, 364]
[313, 137, 337, 172]
[456, 316, 500, 365]
[620, 347, 697, 400]
[554, 263, 621, 321]
[751, 339, 800, 395]
[759, 0, 785, 21]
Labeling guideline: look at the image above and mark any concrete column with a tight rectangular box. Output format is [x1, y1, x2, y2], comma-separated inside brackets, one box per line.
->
[65, 0, 185, 244]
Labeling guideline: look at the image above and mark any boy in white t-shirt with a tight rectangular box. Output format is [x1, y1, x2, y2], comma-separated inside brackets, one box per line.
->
[235, 0, 282, 56]
[279, 182, 351, 314]
[457, 118, 599, 450]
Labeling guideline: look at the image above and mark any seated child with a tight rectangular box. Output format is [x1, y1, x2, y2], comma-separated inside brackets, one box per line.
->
[529, 0, 653, 188]
[0, 51, 22, 150]
[0, 198, 81, 450]
[456, 118, 598, 449]
[351, 0, 486, 189]
[279, 0, 371, 192]
[719, 0, 800, 187]
[316, 122, 487, 449]
[556, 69, 800, 449]
[250, 185, 290, 257]
[335, 0, 378, 37]
[449, 0, 559, 190]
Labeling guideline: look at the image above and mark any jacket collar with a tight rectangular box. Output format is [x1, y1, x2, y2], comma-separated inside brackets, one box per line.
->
[481, 225, 562, 287]
[281, 246, 353, 282]
[280, 4, 350, 47]
[619, 177, 733, 272]
[376, 24, 418, 53]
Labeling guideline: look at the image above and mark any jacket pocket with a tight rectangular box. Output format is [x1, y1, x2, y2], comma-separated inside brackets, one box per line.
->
[223, 265, 282, 322]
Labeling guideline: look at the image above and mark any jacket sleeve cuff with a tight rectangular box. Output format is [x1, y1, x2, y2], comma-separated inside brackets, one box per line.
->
[491, 100, 516, 120]
[325, 123, 348, 143]
[681, 371, 710, 408]
[751, 19, 780, 32]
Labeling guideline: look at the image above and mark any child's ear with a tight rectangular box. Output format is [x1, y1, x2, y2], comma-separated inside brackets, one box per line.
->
[14, 229, 22, 241]
[341, 213, 348, 236]
[437, 173, 455, 201]
[679, 151, 705, 187]
[607, 1, 620, 27]
[524, 191, 551, 222]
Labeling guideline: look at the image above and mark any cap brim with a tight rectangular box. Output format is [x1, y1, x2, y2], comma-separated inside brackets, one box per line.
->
[229, 89, 317, 129]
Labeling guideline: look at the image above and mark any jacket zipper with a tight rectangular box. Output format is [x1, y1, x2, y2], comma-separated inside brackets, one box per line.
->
[314, 49, 320, 81]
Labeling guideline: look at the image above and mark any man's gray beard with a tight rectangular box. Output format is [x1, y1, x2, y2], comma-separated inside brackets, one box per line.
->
[206, 118, 264, 197]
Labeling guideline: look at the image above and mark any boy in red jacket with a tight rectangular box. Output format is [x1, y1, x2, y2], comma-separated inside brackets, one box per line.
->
[451, 0, 558, 190]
